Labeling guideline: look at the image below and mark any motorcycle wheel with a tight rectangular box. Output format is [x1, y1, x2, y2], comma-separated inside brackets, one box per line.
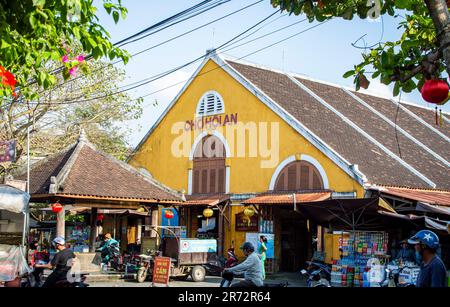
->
[136, 267, 148, 283]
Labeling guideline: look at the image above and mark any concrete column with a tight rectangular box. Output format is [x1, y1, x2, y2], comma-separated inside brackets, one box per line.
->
[89, 208, 98, 252]
[56, 206, 65, 238]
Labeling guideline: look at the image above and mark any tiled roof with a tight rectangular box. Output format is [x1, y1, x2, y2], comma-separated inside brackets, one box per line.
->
[16, 138, 182, 202]
[183, 194, 230, 206]
[242, 191, 331, 205]
[374, 185, 450, 207]
[225, 59, 450, 190]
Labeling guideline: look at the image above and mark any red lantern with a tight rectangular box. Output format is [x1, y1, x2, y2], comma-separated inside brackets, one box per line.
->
[97, 214, 104, 221]
[164, 210, 174, 219]
[51, 202, 63, 213]
[421, 79, 449, 104]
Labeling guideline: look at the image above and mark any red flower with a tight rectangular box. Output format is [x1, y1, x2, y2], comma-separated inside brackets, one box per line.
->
[0, 65, 18, 98]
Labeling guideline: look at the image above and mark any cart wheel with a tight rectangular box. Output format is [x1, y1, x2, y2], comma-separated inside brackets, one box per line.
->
[136, 267, 148, 283]
[191, 265, 206, 282]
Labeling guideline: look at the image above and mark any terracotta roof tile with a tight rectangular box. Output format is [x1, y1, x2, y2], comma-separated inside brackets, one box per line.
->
[226, 60, 437, 188]
[376, 186, 450, 207]
[297, 79, 449, 189]
[17, 141, 182, 202]
[242, 191, 331, 205]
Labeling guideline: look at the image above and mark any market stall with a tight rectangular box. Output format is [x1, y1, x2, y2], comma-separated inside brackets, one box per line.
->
[0, 185, 32, 286]
[295, 197, 421, 287]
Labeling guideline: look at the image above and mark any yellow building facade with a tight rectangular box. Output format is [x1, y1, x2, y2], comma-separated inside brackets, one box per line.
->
[129, 54, 366, 272]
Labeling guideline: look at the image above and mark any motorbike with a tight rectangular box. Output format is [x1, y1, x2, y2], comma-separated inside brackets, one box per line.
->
[219, 270, 288, 288]
[301, 261, 331, 287]
[21, 271, 89, 288]
[382, 266, 416, 288]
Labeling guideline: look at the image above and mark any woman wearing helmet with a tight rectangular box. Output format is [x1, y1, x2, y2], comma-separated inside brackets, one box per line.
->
[408, 230, 447, 287]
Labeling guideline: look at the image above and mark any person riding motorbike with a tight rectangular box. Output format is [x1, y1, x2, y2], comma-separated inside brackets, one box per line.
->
[35, 237, 76, 288]
[96, 233, 120, 266]
[223, 242, 263, 287]
[408, 230, 447, 287]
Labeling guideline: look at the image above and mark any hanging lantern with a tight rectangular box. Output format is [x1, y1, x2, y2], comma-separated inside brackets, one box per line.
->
[164, 210, 174, 219]
[164, 209, 174, 226]
[97, 214, 104, 221]
[51, 202, 63, 213]
[243, 207, 256, 226]
[203, 208, 214, 226]
[421, 79, 449, 104]
[244, 207, 255, 218]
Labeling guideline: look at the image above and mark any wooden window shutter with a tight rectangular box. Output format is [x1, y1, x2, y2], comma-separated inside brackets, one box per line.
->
[210, 169, 216, 193]
[193, 170, 200, 194]
[218, 168, 225, 193]
[287, 165, 297, 191]
[201, 169, 208, 193]
[300, 165, 310, 189]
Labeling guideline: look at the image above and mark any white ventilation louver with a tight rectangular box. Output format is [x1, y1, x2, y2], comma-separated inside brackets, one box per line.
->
[196, 91, 225, 117]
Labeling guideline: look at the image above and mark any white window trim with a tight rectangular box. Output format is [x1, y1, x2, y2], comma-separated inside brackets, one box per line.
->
[196, 90, 225, 117]
[269, 154, 330, 191]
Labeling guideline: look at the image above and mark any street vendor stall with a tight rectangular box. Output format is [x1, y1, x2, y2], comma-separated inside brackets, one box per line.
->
[295, 197, 421, 287]
[0, 185, 32, 286]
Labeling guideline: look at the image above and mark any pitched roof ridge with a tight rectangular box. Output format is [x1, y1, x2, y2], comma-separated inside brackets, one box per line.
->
[215, 54, 367, 186]
[289, 76, 436, 188]
[342, 87, 450, 168]
[13, 141, 78, 181]
[54, 140, 86, 193]
[82, 141, 183, 200]
[221, 54, 450, 116]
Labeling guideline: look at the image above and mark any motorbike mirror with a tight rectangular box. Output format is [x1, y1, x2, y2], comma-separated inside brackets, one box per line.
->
[300, 269, 307, 275]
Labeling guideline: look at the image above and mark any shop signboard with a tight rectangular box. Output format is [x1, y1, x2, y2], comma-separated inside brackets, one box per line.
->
[152, 256, 171, 287]
[0, 140, 16, 163]
[179, 239, 217, 253]
[245, 233, 275, 259]
[235, 211, 258, 232]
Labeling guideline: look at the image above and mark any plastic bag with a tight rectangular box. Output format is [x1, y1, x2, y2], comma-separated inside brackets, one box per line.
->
[0, 244, 32, 282]
[0, 185, 30, 213]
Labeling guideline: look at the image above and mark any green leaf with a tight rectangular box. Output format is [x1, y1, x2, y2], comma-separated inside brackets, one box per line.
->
[113, 11, 119, 24]
[32, 0, 46, 7]
[1, 39, 10, 49]
[343, 70, 355, 78]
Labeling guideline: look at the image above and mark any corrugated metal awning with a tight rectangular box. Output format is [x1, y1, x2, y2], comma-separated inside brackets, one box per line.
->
[373, 185, 450, 207]
[242, 191, 331, 205]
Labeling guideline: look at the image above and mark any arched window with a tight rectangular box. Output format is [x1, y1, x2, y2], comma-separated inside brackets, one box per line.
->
[192, 136, 226, 194]
[196, 91, 224, 117]
[274, 161, 324, 191]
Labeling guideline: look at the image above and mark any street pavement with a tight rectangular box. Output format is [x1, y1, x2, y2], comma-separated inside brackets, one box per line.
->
[89, 273, 306, 287]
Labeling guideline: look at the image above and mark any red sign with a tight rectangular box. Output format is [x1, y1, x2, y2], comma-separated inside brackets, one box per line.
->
[152, 257, 171, 287]
[0, 140, 16, 163]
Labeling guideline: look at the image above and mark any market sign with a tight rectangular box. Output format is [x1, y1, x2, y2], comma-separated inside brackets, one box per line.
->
[0, 140, 16, 163]
[235, 211, 258, 232]
[152, 256, 171, 287]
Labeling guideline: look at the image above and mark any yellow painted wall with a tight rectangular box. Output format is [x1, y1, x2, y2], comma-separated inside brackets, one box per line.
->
[129, 59, 364, 197]
[130, 59, 365, 260]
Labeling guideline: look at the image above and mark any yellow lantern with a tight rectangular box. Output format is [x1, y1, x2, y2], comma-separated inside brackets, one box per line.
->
[243, 207, 256, 226]
[203, 208, 214, 226]
[244, 207, 255, 218]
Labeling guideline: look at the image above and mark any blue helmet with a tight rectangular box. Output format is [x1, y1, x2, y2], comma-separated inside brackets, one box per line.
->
[408, 230, 439, 250]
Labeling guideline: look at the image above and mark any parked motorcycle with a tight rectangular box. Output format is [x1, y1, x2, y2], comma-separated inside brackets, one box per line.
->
[136, 254, 153, 283]
[301, 261, 331, 287]
[382, 267, 416, 288]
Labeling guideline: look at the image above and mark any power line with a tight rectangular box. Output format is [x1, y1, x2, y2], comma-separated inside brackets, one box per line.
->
[115, 0, 232, 47]
[19, 18, 329, 110]
[22, 0, 231, 87]
[137, 20, 331, 107]
[44, 0, 266, 93]
[28, 10, 282, 106]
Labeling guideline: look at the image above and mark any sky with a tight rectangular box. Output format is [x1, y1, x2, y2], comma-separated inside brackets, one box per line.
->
[94, 0, 450, 147]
